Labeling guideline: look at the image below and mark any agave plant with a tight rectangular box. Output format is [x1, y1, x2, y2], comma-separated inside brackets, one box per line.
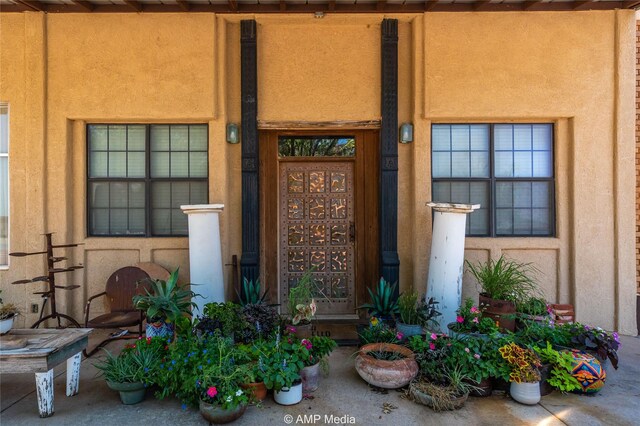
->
[133, 268, 199, 323]
[358, 278, 400, 318]
[236, 277, 268, 306]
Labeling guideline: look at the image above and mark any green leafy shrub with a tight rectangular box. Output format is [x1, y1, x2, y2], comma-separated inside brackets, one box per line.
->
[534, 342, 581, 392]
[466, 256, 539, 305]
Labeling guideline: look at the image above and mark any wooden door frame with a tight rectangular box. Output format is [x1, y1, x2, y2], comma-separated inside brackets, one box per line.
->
[260, 130, 379, 319]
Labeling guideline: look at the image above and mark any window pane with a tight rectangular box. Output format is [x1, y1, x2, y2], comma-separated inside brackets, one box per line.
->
[496, 209, 513, 235]
[91, 209, 110, 235]
[108, 152, 127, 177]
[171, 182, 190, 209]
[513, 182, 532, 208]
[109, 125, 127, 150]
[152, 182, 171, 208]
[470, 125, 489, 151]
[151, 152, 170, 178]
[128, 125, 146, 151]
[109, 209, 128, 234]
[494, 125, 513, 150]
[127, 152, 145, 177]
[88, 125, 107, 151]
[129, 183, 145, 208]
[532, 208, 551, 234]
[532, 151, 552, 178]
[109, 182, 128, 208]
[190, 182, 208, 203]
[171, 125, 189, 151]
[496, 182, 512, 208]
[513, 152, 532, 177]
[151, 125, 170, 151]
[451, 126, 470, 151]
[532, 182, 550, 208]
[170, 152, 189, 177]
[432, 182, 450, 202]
[189, 152, 207, 178]
[495, 151, 513, 177]
[278, 137, 356, 157]
[432, 152, 451, 178]
[129, 209, 145, 234]
[151, 209, 171, 234]
[514, 209, 532, 234]
[450, 182, 470, 201]
[532, 124, 552, 151]
[89, 152, 108, 178]
[190, 125, 208, 151]
[89, 182, 109, 208]
[470, 151, 489, 177]
[432, 125, 451, 151]
[513, 125, 532, 150]
[451, 152, 470, 177]
[171, 210, 188, 235]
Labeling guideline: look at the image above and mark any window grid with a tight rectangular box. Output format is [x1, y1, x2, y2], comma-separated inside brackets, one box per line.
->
[432, 123, 555, 238]
[87, 124, 208, 237]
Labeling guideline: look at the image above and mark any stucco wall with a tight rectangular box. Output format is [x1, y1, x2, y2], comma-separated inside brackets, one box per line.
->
[0, 11, 636, 334]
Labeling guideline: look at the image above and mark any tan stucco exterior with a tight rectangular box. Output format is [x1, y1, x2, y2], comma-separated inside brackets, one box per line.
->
[0, 10, 636, 335]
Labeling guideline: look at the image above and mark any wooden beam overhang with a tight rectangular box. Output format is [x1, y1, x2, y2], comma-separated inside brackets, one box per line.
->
[2, 0, 638, 13]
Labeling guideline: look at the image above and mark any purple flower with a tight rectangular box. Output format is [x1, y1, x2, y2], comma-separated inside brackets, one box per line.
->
[474, 353, 481, 359]
[396, 332, 404, 341]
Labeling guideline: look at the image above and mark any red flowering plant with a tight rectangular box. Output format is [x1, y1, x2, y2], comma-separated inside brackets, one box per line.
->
[448, 298, 499, 335]
[499, 342, 541, 383]
[407, 333, 453, 382]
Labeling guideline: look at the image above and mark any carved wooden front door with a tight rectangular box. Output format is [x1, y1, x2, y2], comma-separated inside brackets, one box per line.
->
[279, 161, 355, 315]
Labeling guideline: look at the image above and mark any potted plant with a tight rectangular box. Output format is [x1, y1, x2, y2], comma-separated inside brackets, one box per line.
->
[408, 365, 480, 411]
[94, 336, 164, 405]
[566, 323, 620, 370]
[354, 342, 418, 389]
[396, 292, 440, 340]
[133, 267, 199, 338]
[443, 337, 502, 397]
[236, 339, 273, 402]
[236, 277, 268, 306]
[533, 342, 582, 395]
[447, 298, 499, 339]
[287, 269, 320, 338]
[0, 292, 19, 335]
[499, 342, 542, 405]
[357, 317, 403, 345]
[299, 336, 337, 393]
[466, 256, 539, 332]
[195, 302, 247, 341]
[358, 278, 400, 326]
[262, 328, 309, 405]
[240, 303, 280, 341]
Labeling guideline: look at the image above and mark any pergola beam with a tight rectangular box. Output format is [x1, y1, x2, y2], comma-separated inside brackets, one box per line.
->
[177, 0, 190, 11]
[15, 0, 45, 11]
[71, 0, 94, 11]
[123, 0, 142, 12]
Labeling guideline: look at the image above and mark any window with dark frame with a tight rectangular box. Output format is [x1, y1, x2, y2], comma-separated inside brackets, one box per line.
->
[87, 124, 208, 237]
[431, 123, 555, 237]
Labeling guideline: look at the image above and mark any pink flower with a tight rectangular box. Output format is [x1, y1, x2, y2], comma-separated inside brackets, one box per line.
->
[286, 325, 296, 334]
[396, 332, 404, 341]
[456, 316, 464, 323]
[430, 333, 437, 340]
[470, 306, 479, 313]
[472, 317, 479, 324]
[464, 347, 470, 353]
[474, 353, 481, 359]
[429, 343, 436, 350]
[207, 387, 217, 398]
[301, 339, 313, 350]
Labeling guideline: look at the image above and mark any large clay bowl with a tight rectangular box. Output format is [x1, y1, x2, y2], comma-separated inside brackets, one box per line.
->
[355, 343, 418, 389]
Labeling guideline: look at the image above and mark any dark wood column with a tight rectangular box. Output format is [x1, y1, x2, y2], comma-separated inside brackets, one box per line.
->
[240, 20, 259, 283]
[380, 19, 400, 291]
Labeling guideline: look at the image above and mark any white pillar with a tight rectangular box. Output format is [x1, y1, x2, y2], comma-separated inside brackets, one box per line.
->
[426, 202, 480, 333]
[181, 204, 225, 315]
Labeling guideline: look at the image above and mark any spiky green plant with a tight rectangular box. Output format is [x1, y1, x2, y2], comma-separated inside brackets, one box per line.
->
[466, 256, 539, 305]
[358, 278, 400, 318]
[133, 267, 199, 323]
[236, 277, 268, 306]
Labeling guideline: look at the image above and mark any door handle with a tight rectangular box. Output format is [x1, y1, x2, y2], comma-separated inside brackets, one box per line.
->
[349, 221, 355, 243]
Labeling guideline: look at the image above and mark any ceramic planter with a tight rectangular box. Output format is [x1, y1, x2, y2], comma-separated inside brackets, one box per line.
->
[145, 320, 174, 338]
[241, 382, 268, 402]
[106, 381, 146, 405]
[274, 380, 303, 405]
[355, 343, 418, 389]
[199, 400, 247, 424]
[510, 382, 541, 405]
[0, 315, 15, 335]
[301, 362, 320, 393]
[446, 323, 490, 341]
[395, 322, 423, 340]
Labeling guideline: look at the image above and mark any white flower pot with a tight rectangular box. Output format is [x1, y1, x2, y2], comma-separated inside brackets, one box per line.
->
[510, 382, 541, 405]
[0, 316, 14, 335]
[274, 381, 302, 406]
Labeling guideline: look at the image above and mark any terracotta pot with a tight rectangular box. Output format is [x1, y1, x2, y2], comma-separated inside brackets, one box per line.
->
[355, 343, 418, 389]
[241, 382, 267, 402]
[467, 377, 493, 397]
[479, 294, 516, 332]
[301, 362, 320, 393]
[199, 400, 247, 424]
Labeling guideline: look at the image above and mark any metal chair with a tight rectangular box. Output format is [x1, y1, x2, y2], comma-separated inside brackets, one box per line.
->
[83, 266, 151, 357]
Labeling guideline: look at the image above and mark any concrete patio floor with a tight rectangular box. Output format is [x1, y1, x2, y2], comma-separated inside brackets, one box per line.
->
[1, 331, 639, 426]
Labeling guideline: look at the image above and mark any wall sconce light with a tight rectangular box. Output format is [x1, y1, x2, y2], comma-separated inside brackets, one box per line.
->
[399, 123, 413, 144]
[226, 123, 239, 144]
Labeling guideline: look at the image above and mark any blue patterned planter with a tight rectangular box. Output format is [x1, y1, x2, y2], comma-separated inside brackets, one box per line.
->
[146, 321, 174, 338]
